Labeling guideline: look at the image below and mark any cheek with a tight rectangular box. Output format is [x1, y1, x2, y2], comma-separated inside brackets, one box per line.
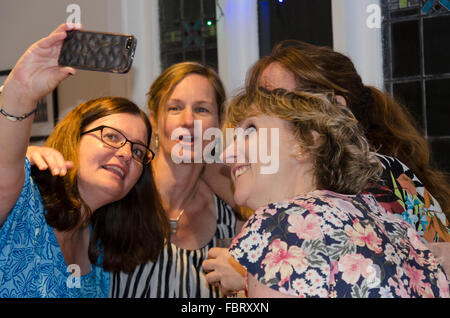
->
[77, 140, 96, 170]
[164, 117, 179, 132]
[202, 116, 220, 131]
[160, 116, 186, 141]
[233, 182, 251, 207]
[127, 165, 144, 188]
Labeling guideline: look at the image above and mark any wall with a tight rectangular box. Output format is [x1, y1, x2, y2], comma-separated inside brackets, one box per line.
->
[1, 1, 384, 113]
[0, 0, 159, 118]
[331, 0, 384, 89]
[216, 0, 260, 97]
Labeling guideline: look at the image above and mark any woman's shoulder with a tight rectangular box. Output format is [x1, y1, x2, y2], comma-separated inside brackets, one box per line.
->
[376, 153, 424, 189]
[373, 153, 447, 242]
[259, 190, 361, 213]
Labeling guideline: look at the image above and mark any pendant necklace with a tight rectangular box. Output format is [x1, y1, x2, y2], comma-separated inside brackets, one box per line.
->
[167, 179, 200, 235]
[169, 209, 184, 235]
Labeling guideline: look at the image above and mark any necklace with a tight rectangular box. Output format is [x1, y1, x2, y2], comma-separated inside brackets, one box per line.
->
[166, 175, 201, 235]
[169, 209, 184, 235]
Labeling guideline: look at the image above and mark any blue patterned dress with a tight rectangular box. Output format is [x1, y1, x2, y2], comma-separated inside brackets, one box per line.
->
[0, 158, 109, 298]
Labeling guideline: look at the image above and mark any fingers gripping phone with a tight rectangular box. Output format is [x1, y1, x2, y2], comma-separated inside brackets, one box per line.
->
[58, 30, 137, 73]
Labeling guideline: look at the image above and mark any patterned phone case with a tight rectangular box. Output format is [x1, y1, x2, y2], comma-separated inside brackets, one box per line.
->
[58, 30, 137, 74]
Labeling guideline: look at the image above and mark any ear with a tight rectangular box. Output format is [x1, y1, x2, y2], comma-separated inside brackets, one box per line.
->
[292, 142, 307, 162]
[310, 130, 323, 147]
[336, 95, 347, 107]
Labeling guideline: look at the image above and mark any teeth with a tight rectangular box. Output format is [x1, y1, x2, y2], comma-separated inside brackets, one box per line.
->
[235, 165, 250, 178]
[104, 166, 124, 179]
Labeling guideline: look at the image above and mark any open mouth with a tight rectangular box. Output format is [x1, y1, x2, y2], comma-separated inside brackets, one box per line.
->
[102, 165, 125, 179]
[178, 135, 194, 143]
[233, 164, 250, 179]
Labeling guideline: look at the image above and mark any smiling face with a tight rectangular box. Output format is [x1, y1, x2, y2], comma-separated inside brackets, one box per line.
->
[151, 73, 220, 163]
[223, 112, 313, 210]
[77, 113, 148, 211]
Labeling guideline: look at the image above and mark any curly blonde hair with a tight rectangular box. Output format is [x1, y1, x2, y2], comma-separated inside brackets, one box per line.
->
[225, 88, 383, 195]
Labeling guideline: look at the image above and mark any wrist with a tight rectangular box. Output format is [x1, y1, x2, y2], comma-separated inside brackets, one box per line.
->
[0, 85, 38, 122]
[1, 79, 38, 110]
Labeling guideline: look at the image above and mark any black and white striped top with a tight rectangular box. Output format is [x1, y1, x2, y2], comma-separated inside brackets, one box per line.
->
[110, 193, 237, 298]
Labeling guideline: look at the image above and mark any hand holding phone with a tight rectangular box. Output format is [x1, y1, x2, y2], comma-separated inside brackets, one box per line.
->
[58, 30, 137, 73]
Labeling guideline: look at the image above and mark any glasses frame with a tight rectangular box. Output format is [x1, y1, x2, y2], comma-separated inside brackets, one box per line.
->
[81, 125, 155, 165]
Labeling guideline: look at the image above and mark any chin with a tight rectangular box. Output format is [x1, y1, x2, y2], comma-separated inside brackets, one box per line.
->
[100, 184, 128, 202]
[233, 191, 251, 210]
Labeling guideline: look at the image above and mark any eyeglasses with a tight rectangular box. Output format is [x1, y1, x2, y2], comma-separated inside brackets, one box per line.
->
[81, 125, 155, 164]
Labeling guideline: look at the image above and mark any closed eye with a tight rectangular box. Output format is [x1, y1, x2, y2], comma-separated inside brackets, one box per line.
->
[233, 124, 257, 141]
[245, 124, 257, 135]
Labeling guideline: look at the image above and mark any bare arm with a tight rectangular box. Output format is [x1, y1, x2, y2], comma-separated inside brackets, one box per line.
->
[247, 273, 297, 298]
[202, 162, 256, 222]
[0, 23, 77, 225]
[427, 242, 450, 278]
[202, 163, 236, 209]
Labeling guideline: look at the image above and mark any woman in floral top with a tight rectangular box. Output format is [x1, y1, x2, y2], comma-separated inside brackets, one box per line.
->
[223, 88, 449, 298]
[367, 154, 449, 243]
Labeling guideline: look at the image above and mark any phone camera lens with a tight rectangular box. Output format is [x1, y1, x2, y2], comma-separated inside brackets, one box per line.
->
[126, 38, 133, 50]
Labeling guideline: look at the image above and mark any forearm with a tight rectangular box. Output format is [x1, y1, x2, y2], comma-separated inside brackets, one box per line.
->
[0, 83, 36, 165]
[0, 81, 36, 219]
[0, 23, 77, 219]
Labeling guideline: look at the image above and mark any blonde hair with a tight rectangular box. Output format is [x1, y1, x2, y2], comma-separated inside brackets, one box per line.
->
[225, 89, 383, 195]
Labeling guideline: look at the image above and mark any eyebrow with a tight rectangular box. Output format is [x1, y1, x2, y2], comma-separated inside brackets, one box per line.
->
[167, 98, 214, 104]
[113, 126, 148, 146]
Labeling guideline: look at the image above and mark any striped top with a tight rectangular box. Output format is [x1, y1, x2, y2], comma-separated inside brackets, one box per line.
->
[109, 193, 237, 298]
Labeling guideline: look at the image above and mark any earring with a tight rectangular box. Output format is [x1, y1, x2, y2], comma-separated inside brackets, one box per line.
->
[297, 150, 302, 159]
[155, 135, 159, 149]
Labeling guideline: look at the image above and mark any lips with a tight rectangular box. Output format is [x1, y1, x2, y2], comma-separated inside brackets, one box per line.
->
[102, 164, 126, 179]
[232, 164, 250, 179]
[178, 134, 194, 143]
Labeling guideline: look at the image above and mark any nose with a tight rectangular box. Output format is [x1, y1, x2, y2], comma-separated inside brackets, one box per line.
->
[221, 139, 243, 166]
[181, 107, 194, 128]
[116, 141, 133, 162]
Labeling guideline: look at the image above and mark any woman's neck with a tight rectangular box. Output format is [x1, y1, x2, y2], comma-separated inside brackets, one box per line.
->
[152, 151, 205, 215]
[249, 166, 317, 211]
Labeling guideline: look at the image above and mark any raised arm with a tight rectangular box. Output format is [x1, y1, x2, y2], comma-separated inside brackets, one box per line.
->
[0, 23, 78, 224]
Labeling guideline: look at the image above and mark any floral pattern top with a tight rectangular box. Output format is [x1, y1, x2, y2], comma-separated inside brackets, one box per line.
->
[230, 190, 450, 298]
[0, 158, 110, 298]
[370, 154, 449, 243]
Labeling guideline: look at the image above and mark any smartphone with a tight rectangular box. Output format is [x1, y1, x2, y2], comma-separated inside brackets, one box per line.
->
[58, 30, 137, 74]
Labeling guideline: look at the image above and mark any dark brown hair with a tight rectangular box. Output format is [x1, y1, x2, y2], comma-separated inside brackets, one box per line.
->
[32, 97, 169, 273]
[246, 40, 450, 219]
